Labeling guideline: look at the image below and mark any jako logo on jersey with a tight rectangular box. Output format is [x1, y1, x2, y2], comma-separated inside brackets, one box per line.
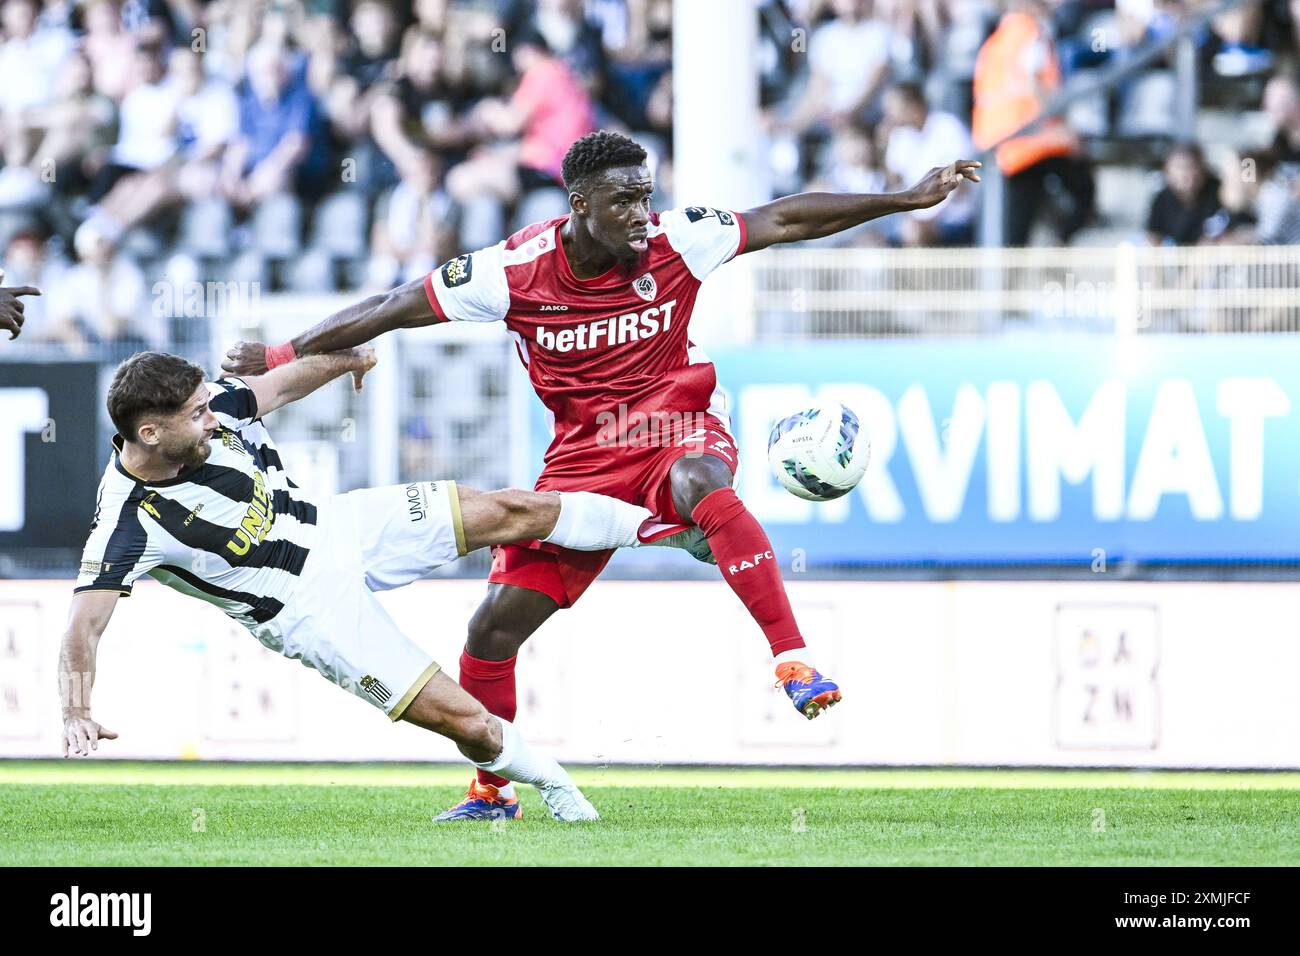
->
[632, 273, 656, 301]
[539, 304, 568, 311]
[727, 551, 774, 575]
[226, 470, 274, 556]
[535, 300, 676, 352]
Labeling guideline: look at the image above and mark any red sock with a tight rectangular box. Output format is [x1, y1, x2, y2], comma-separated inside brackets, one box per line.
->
[691, 487, 805, 656]
[458, 650, 517, 788]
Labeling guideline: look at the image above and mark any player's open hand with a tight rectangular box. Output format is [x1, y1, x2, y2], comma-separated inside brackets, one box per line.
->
[904, 160, 982, 210]
[0, 269, 42, 341]
[223, 340, 269, 376]
[62, 716, 118, 757]
[350, 345, 377, 392]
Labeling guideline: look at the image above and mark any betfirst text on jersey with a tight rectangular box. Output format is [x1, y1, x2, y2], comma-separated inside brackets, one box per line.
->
[534, 300, 677, 352]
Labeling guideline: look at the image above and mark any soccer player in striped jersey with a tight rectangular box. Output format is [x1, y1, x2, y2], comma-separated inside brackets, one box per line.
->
[61, 348, 661, 821]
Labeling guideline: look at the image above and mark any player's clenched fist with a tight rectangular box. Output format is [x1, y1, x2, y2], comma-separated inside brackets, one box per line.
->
[0, 269, 41, 340]
[350, 345, 377, 392]
[62, 717, 118, 758]
[223, 340, 269, 375]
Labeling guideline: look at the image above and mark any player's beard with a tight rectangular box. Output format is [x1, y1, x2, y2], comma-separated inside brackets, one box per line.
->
[164, 435, 212, 470]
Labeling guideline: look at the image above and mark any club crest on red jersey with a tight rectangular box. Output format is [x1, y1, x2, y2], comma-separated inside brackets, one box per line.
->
[632, 273, 656, 302]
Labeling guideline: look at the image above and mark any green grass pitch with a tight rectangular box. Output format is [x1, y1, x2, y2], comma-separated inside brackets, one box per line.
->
[2, 761, 1298, 866]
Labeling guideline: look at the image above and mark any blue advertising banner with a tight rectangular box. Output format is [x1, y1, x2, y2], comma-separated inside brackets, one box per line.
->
[529, 335, 1300, 564]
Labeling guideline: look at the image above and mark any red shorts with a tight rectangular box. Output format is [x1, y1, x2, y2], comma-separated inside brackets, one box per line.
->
[488, 417, 738, 608]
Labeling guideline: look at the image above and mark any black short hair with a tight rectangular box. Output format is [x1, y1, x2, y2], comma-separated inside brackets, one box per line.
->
[107, 351, 206, 441]
[561, 130, 648, 194]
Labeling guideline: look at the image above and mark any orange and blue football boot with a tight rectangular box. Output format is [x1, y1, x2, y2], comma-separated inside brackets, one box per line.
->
[775, 662, 842, 720]
[433, 781, 522, 822]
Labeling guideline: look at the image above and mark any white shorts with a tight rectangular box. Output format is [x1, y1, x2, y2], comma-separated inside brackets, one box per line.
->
[249, 480, 468, 719]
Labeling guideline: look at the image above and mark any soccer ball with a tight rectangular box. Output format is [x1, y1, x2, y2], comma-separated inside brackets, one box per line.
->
[767, 402, 870, 501]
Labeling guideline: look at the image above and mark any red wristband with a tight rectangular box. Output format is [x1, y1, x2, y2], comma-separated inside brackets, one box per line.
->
[264, 341, 296, 370]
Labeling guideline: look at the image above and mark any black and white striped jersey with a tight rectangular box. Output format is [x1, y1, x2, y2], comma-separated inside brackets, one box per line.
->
[75, 377, 320, 626]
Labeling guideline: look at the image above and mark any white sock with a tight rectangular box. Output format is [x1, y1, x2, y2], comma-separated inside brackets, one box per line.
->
[495, 783, 515, 799]
[774, 649, 814, 670]
[542, 491, 650, 550]
[474, 716, 573, 789]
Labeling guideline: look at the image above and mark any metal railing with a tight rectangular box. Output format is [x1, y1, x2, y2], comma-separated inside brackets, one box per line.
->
[745, 243, 1300, 339]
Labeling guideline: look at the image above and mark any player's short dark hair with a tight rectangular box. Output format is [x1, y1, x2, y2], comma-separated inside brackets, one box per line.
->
[561, 130, 648, 193]
[107, 351, 206, 441]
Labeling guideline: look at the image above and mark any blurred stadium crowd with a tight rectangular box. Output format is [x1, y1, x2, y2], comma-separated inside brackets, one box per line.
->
[0, 0, 1296, 357]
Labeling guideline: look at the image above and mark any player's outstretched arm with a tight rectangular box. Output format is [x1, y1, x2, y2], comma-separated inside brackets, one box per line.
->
[223, 277, 433, 375]
[59, 590, 121, 757]
[739, 159, 982, 253]
[236, 345, 377, 417]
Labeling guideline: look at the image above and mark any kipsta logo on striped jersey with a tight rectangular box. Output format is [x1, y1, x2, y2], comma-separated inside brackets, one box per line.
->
[633, 273, 656, 302]
[360, 675, 392, 704]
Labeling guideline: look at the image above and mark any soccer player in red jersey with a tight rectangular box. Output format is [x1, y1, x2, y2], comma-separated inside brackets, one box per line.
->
[225, 131, 979, 819]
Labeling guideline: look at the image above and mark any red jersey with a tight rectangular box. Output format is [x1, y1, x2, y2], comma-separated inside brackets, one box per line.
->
[422, 206, 748, 476]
